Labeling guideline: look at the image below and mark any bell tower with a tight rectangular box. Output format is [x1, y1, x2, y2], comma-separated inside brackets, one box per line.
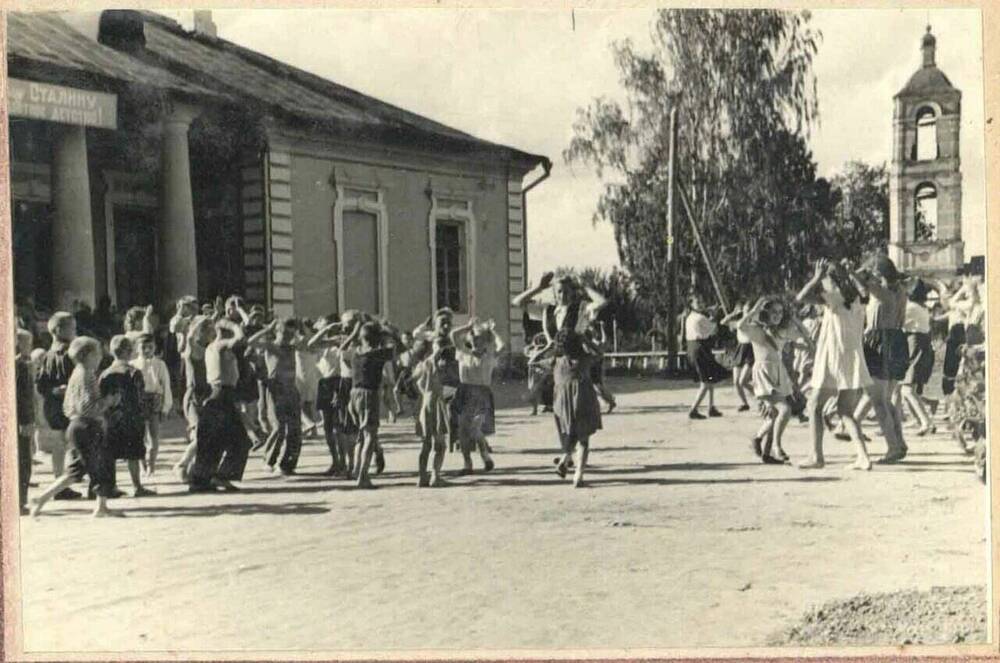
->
[888, 26, 964, 276]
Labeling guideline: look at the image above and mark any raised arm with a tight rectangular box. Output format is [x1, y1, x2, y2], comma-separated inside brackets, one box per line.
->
[512, 271, 555, 308]
[246, 320, 277, 348]
[796, 259, 829, 305]
[339, 321, 362, 353]
[449, 318, 476, 347]
[582, 286, 608, 313]
[307, 322, 342, 350]
[216, 319, 245, 350]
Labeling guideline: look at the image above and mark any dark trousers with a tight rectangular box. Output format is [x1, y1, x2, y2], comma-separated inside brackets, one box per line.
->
[18, 433, 32, 508]
[66, 418, 116, 498]
[191, 386, 251, 486]
[942, 337, 963, 396]
[263, 380, 303, 472]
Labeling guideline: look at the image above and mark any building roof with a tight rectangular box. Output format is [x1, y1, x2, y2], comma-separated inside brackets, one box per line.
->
[136, 13, 546, 166]
[6, 12, 220, 100]
[6, 11, 549, 170]
[896, 65, 958, 98]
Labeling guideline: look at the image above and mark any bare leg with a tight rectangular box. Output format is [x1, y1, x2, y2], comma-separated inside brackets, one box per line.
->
[901, 384, 933, 433]
[145, 417, 160, 475]
[91, 495, 124, 518]
[573, 439, 589, 487]
[417, 437, 431, 486]
[771, 401, 792, 457]
[356, 430, 376, 488]
[800, 391, 830, 468]
[840, 413, 871, 470]
[30, 473, 76, 516]
[868, 380, 905, 461]
[477, 433, 494, 471]
[733, 368, 749, 408]
[431, 434, 447, 486]
[690, 383, 709, 413]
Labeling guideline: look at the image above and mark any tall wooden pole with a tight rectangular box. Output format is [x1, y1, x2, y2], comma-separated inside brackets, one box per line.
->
[677, 179, 730, 313]
[665, 107, 679, 363]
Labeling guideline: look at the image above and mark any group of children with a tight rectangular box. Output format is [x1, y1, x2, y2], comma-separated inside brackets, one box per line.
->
[16, 294, 515, 516]
[13, 256, 986, 515]
[682, 253, 986, 472]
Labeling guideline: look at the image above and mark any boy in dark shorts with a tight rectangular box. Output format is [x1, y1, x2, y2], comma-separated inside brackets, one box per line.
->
[341, 321, 400, 489]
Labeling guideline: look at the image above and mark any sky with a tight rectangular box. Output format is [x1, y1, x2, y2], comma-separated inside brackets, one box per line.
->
[182, 7, 986, 282]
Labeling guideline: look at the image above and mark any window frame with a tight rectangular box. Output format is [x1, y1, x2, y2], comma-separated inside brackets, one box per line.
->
[914, 105, 939, 162]
[913, 181, 939, 242]
[332, 183, 390, 318]
[428, 192, 476, 319]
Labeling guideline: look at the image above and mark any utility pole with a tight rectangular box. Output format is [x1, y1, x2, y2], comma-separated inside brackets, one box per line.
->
[665, 106, 679, 370]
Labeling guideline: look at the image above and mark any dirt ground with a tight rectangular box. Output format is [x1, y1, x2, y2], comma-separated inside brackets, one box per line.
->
[14, 377, 990, 655]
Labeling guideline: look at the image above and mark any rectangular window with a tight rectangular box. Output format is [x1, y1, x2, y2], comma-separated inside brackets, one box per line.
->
[435, 221, 467, 313]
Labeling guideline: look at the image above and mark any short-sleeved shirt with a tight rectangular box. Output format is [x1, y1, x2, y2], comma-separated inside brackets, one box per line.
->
[351, 347, 395, 390]
[457, 347, 498, 387]
[685, 311, 717, 341]
[903, 302, 931, 334]
[206, 341, 240, 388]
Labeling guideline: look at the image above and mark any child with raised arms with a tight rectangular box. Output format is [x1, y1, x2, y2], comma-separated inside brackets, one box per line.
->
[410, 337, 448, 487]
[452, 318, 503, 474]
[307, 315, 348, 476]
[248, 318, 307, 476]
[341, 320, 401, 489]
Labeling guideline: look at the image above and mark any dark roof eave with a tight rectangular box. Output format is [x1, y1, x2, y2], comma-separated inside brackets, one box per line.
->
[269, 109, 549, 169]
[6, 53, 227, 108]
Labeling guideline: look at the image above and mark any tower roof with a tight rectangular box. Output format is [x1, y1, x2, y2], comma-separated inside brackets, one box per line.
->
[895, 26, 959, 98]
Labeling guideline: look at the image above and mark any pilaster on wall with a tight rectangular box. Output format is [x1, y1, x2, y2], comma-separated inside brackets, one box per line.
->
[507, 178, 526, 350]
[268, 150, 295, 318]
[239, 148, 295, 316]
[240, 151, 267, 306]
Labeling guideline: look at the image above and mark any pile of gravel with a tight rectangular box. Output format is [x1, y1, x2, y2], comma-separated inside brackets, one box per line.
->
[768, 585, 988, 646]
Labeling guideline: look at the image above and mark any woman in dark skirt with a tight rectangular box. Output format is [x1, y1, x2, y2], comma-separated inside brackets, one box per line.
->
[513, 271, 607, 488]
[685, 294, 728, 419]
[100, 335, 155, 497]
[849, 255, 910, 463]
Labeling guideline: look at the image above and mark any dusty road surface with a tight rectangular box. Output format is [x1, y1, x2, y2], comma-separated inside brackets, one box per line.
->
[15, 377, 989, 655]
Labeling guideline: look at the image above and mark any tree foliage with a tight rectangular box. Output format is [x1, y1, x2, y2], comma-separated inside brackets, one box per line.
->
[565, 9, 830, 311]
[826, 160, 890, 259]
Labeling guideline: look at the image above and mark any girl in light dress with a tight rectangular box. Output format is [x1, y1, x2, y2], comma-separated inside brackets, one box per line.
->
[736, 298, 808, 465]
[452, 318, 503, 474]
[795, 258, 873, 471]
